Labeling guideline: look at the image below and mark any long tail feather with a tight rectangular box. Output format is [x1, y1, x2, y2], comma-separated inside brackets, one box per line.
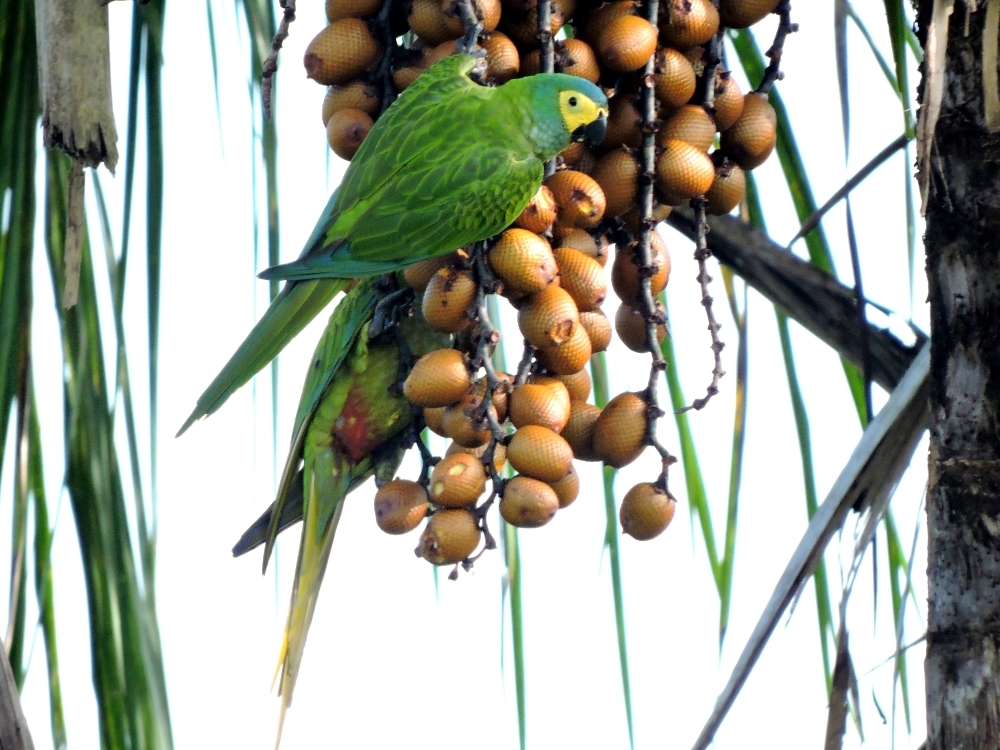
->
[177, 278, 346, 435]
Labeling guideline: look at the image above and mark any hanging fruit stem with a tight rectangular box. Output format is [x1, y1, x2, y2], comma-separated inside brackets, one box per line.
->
[376, 0, 402, 113]
[539, 0, 556, 177]
[262, 0, 297, 119]
[756, 0, 797, 95]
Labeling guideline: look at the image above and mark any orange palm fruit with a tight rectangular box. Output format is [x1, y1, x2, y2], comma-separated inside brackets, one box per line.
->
[422, 266, 476, 333]
[712, 71, 744, 131]
[620, 200, 672, 233]
[619, 482, 676, 540]
[557, 369, 592, 403]
[561, 401, 602, 461]
[558, 229, 609, 267]
[546, 170, 607, 230]
[326, 108, 373, 160]
[416, 509, 481, 564]
[535, 323, 593, 375]
[403, 252, 460, 292]
[598, 15, 658, 72]
[408, 0, 457, 45]
[655, 138, 716, 203]
[403, 348, 471, 408]
[441, 393, 495, 448]
[548, 464, 581, 508]
[603, 94, 643, 149]
[611, 233, 671, 306]
[507, 425, 575, 482]
[430, 452, 488, 507]
[424, 40, 461, 68]
[657, 104, 716, 152]
[655, 47, 696, 110]
[558, 142, 597, 174]
[561, 38, 602, 83]
[720, 92, 777, 170]
[446, 439, 507, 474]
[482, 31, 520, 84]
[592, 148, 640, 219]
[500, 476, 560, 527]
[304, 19, 381, 86]
[322, 80, 380, 125]
[579, 308, 613, 352]
[489, 228, 558, 296]
[513, 186, 558, 234]
[374, 480, 429, 534]
[719, 0, 781, 28]
[615, 302, 666, 352]
[509, 382, 572, 432]
[553, 247, 607, 312]
[659, 0, 720, 47]
[705, 157, 746, 215]
[442, 0, 501, 35]
[517, 285, 580, 348]
[593, 392, 647, 467]
[424, 406, 447, 436]
[581, 0, 636, 45]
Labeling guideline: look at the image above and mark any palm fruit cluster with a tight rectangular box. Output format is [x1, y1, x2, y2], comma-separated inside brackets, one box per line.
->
[302, 0, 787, 564]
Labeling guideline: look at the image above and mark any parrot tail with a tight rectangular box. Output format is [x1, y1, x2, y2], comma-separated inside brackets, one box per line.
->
[177, 278, 348, 436]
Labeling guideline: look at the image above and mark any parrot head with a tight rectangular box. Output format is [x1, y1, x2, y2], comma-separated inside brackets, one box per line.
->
[504, 73, 609, 157]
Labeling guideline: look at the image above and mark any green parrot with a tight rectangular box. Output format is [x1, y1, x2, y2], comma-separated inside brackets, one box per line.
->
[232, 277, 449, 732]
[176, 53, 608, 436]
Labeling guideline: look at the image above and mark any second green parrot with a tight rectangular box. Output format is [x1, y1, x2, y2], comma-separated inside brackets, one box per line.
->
[177, 54, 608, 435]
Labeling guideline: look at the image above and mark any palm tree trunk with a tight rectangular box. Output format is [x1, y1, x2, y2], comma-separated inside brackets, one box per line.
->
[918, 4, 1000, 747]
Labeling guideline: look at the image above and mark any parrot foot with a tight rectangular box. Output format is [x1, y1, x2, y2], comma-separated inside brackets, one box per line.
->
[368, 283, 413, 340]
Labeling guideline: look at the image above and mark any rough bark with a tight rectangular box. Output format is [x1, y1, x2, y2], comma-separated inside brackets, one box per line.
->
[917, 4, 1000, 748]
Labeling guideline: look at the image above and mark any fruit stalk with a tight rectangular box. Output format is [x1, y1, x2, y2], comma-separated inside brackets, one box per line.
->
[375, 0, 402, 112]
[262, 0, 297, 119]
[755, 0, 797, 95]
[537, 0, 556, 177]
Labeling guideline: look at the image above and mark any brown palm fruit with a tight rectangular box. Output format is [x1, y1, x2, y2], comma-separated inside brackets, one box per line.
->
[581, 0, 636, 45]
[430, 452, 488, 507]
[514, 186, 558, 234]
[500, 476, 560, 527]
[409, 0, 457, 45]
[327, 0, 381, 21]
[562, 401, 602, 461]
[527, 375, 573, 416]
[619, 482, 676, 540]
[424, 406, 447, 435]
[501, 0, 570, 45]
[517, 285, 580, 348]
[403, 252, 461, 292]
[322, 81, 380, 126]
[326, 108, 374, 160]
[712, 71, 744, 131]
[446, 439, 508, 474]
[506, 425, 574, 482]
[593, 391, 647, 467]
[403, 349, 471, 408]
[579, 308, 613, 352]
[501, 0, 534, 11]
[656, 139, 716, 203]
[558, 369, 592, 402]
[615, 302, 666, 352]
[719, 0, 782, 28]
[393, 61, 426, 91]
[558, 229, 609, 267]
[422, 266, 476, 333]
[473, 372, 514, 422]
[519, 50, 541, 77]
[705, 156, 746, 215]
[603, 95, 643, 149]
[558, 142, 596, 174]
[655, 48, 697, 110]
[425, 40, 461, 68]
[721, 93, 777, 170]
[553, 247, 607, 312]
[509, 382, 572, 432]
[657, 105, 716, 152]
[416, 509, 481, 564]
[546, 170, 606, 231]
[442, 0, 501, 35]
[548, 465, 581, 508]
[482, 32, 520, 84]
[620, 200, 672, 234]
[304, 19, 381, 86]
[535, 323, 593, 375]
[611, 232, 671, 306]
[441, 393, 495, 447]
[659, 0, 720, 48]
[561, 39, 602, 83]
[598, 15, 657, 73]
[592, 149, 640, 219]
[374, 480, 429, 534]
[488, 229, 558, 298]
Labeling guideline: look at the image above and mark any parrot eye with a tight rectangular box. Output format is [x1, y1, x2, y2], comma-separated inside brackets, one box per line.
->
[568, 96, 578, 107]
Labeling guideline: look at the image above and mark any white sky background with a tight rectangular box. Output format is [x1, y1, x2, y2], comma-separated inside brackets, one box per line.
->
[1, 1, 931, 748]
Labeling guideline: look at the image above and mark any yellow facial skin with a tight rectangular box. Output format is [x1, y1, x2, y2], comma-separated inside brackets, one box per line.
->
[559, 89, 609, 133]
